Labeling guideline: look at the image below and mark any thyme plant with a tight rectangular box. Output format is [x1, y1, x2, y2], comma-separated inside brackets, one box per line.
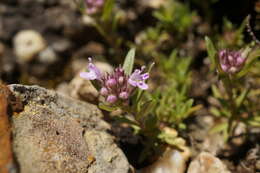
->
[206, 37, 260, 140]
[80, 49, 195, 162]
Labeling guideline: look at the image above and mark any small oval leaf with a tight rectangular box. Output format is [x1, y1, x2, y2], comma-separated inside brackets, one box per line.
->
[123, 48, 136, 75]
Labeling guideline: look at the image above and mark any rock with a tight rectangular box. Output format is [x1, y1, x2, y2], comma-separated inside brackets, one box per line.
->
[71, 58, 89, 75]
[139, 0, 166, 9]
[231, 123, 246, 146]
[84, 130, 131, 173]
[38, 47, 58, 64]
[95, 61, 114, 74]
[84, 42, 105, 55]
[188, 115, 224, 156]
[51, 39, 72, 53]
[67, 74, 99, 104]
[9, 84, 131, 173]
[187, 152, 230, 173]
[140, 147, 191, 173]
[14, 30, 46, 62]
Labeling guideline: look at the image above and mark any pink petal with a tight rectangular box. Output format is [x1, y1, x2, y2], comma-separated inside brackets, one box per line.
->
[128, 78, 138, 87]
[221, 64, 229, 72]
[137, 81, 148, 90]
[80, 71, 97, 80]
[141, 73, 149, 80]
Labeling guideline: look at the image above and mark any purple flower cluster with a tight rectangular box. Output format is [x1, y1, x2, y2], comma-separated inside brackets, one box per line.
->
[85, 0, 105, 14]
[80, 58, 149, 104]
[218, 50, 246, 74]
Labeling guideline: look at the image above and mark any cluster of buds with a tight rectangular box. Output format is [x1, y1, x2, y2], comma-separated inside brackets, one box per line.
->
[85, 0, 105, 14]
[80, 58, 149, 104]
[218, 50, 246, 74]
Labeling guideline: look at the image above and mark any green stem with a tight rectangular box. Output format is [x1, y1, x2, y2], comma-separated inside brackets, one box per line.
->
[223, 75, 237, 137]
[93, 22, 112, 45]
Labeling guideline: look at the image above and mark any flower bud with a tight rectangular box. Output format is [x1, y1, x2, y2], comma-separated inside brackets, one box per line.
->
[106, 78, 117, 87]
[85, 0, 105, 15]
[119, 91, 129, 100]
[218, 49, 246, 74]
[100, 87, 109, 96]
[106, 95, 117, 104]
[118, 76, 124, 85]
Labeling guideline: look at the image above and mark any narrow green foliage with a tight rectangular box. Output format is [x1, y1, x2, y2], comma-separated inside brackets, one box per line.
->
[101, 0, 115, 22]
[237, 48, 260, 78]
[123, 48, 136, 75]
[153, 1, 194, 34]
[99, 103, 117, 111]
[235, 89, 249, 108]
[205, 36, 217, 71]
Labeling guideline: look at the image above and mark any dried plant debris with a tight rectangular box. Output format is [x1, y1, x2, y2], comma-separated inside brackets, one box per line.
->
[238, 145, 260, 173]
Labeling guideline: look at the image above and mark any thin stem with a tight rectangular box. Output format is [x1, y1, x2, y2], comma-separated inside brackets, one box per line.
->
[93, 22, 112, 44]
[93, 20, 123, 61]
[223, 75, 237, 137]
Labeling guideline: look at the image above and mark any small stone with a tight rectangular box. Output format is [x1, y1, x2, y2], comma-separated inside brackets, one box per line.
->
[71, 58, 89, 75]
[95, 61, 114, 74]
[140, 0, 166, 9]
[38, 47, 58, 64]
[231, 123, 246, 146]
[82, 15, 96, 25]
[14, 30, 46, 62]
[51, 39, 71, 53]
[187, 152, 230, 173]
[69, 74, 99, 104]
[140, 147, 191, 173]
[85, 42, 105, 55]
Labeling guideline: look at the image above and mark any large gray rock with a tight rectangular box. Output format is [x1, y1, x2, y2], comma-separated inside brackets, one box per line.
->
[9, 84, 131, 173]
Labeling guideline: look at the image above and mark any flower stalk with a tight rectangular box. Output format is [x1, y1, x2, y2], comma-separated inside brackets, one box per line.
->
[217, 49, 248, 138]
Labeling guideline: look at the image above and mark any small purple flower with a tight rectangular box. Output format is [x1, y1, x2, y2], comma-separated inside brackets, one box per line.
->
[128, 66, 149, 90]
[85, 0, 105, 15]
[80, 58, 102, 80]
[218, 50, 246, 74]
[80, 58, 150, 104]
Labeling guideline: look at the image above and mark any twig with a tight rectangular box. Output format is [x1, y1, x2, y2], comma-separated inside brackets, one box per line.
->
[246, 15, 260, 44]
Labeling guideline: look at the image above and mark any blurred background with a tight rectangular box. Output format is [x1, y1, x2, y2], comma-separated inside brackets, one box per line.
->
[0, 0, 259, 88]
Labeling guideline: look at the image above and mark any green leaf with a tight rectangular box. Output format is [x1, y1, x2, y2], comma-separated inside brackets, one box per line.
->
[210, 107, 221, 117]
[114, 116, 141, 134]
[184, 104, 202, 118]
[113, 116, 139, 126]
[137, 100, 156, 120]
[237, 48, 260, 78]
[235, 89, 249, 108]
[144, 115, 158, 130]
[101, 0, 115, 22]
[205, 36, 217, 71]
[178, 123, 186, 130]
[211, 85, 222, 98]
[98, 103, 117, 112]
[210, 122, 228, 134]
[123, 48, 136, 75]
